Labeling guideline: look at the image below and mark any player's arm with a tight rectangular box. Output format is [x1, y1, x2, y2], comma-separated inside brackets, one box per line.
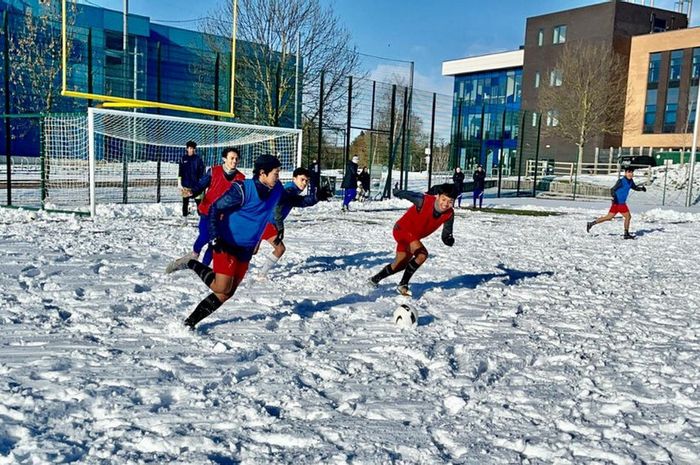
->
[188, 169, 212, 198]
[441, 212, 455, 246]
[207, 182, 245, 242]
[630, 180, 646, 192]
[394, 190, 425, 209]
[610, 179, 623, 203]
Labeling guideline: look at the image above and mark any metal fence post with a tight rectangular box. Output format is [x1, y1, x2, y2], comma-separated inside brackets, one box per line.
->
[384, 84, 397, 199]
[428, 92, 436, 191]
[3, 11, 11, 206]
[40, 116, 46, 209]
[399, 87, 408, 190]
[532, 114, 542, 197]
[516, 111, 526, 196]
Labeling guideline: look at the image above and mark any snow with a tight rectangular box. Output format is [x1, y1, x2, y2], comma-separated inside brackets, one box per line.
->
[1, 195, 699, 464]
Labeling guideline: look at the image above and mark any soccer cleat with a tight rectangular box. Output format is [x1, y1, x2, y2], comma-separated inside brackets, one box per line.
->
[165, 252, 197, 274]
[586, 221, 595, 233]
[396, 284, 412, 296]
[623, 232, 635, 240]
[183, 318, 196, 331]
[367, 278, 379, 289]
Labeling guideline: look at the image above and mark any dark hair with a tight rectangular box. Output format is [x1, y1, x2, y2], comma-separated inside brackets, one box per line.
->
[253, 154, 281, 176]
[293, 167, 311, 178]
[624, 166, 635, 173]
[435, 183, 457, 199]
[186, 140, 197, 149]
[221, 147, 240, 158]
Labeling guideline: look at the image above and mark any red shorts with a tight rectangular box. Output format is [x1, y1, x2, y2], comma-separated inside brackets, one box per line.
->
[212, 250, 250, 282]
[609, 203, 630, 215]
[393, 228, 419, 253]
[261, 223, 277, 241]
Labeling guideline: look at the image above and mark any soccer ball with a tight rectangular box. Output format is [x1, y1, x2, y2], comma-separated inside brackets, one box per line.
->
[393, 304, 418, 328]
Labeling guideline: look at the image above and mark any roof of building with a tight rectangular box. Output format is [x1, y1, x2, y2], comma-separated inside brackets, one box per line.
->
[442, 50, 524, 76]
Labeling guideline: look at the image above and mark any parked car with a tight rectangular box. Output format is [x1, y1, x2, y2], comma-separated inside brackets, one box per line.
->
[618, 155, 656, 168]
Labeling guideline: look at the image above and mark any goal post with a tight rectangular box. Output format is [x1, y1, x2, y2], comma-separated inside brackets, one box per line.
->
[43, 108, 302, 216]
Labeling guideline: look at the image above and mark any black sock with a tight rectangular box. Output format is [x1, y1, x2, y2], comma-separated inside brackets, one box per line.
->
[188, 259, 215, 286]
[399, 258, 422, 286]
[185, 293, 223, 328]
[371, 264, 396, 284]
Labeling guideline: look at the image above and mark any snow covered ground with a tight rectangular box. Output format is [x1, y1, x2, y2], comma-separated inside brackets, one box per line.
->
[1, 196, 699, 464]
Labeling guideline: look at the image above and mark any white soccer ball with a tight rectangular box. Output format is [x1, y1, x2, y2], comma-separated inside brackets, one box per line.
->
[393, 304, 418, 328]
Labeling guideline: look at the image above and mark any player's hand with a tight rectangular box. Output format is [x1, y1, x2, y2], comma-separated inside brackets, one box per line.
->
[273, 228, 284, 246]
[641, 186, 647, 192]
[209, 237, 223, 253]
[181, 188, 192, 198]
[443, 235, 454, 247]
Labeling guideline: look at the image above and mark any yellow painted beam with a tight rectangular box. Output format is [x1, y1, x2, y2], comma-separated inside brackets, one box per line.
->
[62, 90, 236, 118]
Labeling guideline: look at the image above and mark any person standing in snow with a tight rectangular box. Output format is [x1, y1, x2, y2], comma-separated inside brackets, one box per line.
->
[369, 183, 457, 296]
[452, 167, 465, 207]
[358, 167, 371, 201]
[178, 140, 205, 217]
[255, 167, 333, 279]
[472, 164, 486, 209]
[586, 166, 646, 239]
[340, 155, 359, 212]
[166, 147, 245, 272]
[174, 155, 284, 329]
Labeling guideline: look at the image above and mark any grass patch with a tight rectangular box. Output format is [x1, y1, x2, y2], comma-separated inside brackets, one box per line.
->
[459, 207, 561, 217]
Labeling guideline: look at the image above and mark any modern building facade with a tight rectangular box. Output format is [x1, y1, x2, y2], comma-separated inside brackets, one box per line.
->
[442, 0, 689, 167]
[442, 50, 523, 174]
[623, 27, 700, 149]
[522, 1, 687, 162]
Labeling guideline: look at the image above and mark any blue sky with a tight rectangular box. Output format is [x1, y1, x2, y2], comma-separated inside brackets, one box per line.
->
[88, 0, 697, 94]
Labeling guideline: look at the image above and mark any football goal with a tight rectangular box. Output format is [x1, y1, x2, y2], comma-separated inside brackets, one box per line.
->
[42, 108, 302, 216]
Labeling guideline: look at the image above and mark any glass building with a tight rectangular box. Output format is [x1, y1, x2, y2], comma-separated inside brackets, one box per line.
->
[443, 50, 523, 175]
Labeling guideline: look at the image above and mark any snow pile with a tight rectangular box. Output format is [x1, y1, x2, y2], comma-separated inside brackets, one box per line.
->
[0, 199, 699, 463]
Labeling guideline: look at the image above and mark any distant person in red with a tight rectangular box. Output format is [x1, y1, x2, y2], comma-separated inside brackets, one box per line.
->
[166, 147, 245, 273]
[369, 183, 457, 296]
[587, 166, 646, 239]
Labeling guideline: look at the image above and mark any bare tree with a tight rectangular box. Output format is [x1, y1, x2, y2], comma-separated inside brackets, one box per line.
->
[537, 41, 627, 174]
[203, 0, 360, 126]
[8, 1, 79, 113]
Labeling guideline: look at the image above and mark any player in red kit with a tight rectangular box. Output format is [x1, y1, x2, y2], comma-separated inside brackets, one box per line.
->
[369, 183, 457, 296]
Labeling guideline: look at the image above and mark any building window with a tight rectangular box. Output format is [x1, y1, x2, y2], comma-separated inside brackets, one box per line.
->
[648, 52, 661, 86]
[549, 69, 562, 87]
[546, 110, 559, 127]
[553, 25, 566, 44]
[643, 89, 657, 133]
[532, 112, 538, 127]
[688, 85, 697, 132]
[538, 29, 544, 47]
[535, 71, 540, 88]
[692, 48, 700, 84]
[663, 87, 679, 133]
[669, 50, 683, 84]
[651, 14, 667, 33]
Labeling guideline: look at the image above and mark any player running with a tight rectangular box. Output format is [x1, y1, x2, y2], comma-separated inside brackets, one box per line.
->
[369, 183, 457, 296]
[166, 147, 245, 273]
[586, 166, 646, 239]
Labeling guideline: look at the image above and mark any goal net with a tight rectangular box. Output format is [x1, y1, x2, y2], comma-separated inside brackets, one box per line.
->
[43, 108, 302, 215]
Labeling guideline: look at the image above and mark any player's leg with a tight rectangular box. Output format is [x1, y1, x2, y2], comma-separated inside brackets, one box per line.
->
[184, 254, 249, 328]
[622, 211, 633, 238]
[397, 241, 428, 295]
